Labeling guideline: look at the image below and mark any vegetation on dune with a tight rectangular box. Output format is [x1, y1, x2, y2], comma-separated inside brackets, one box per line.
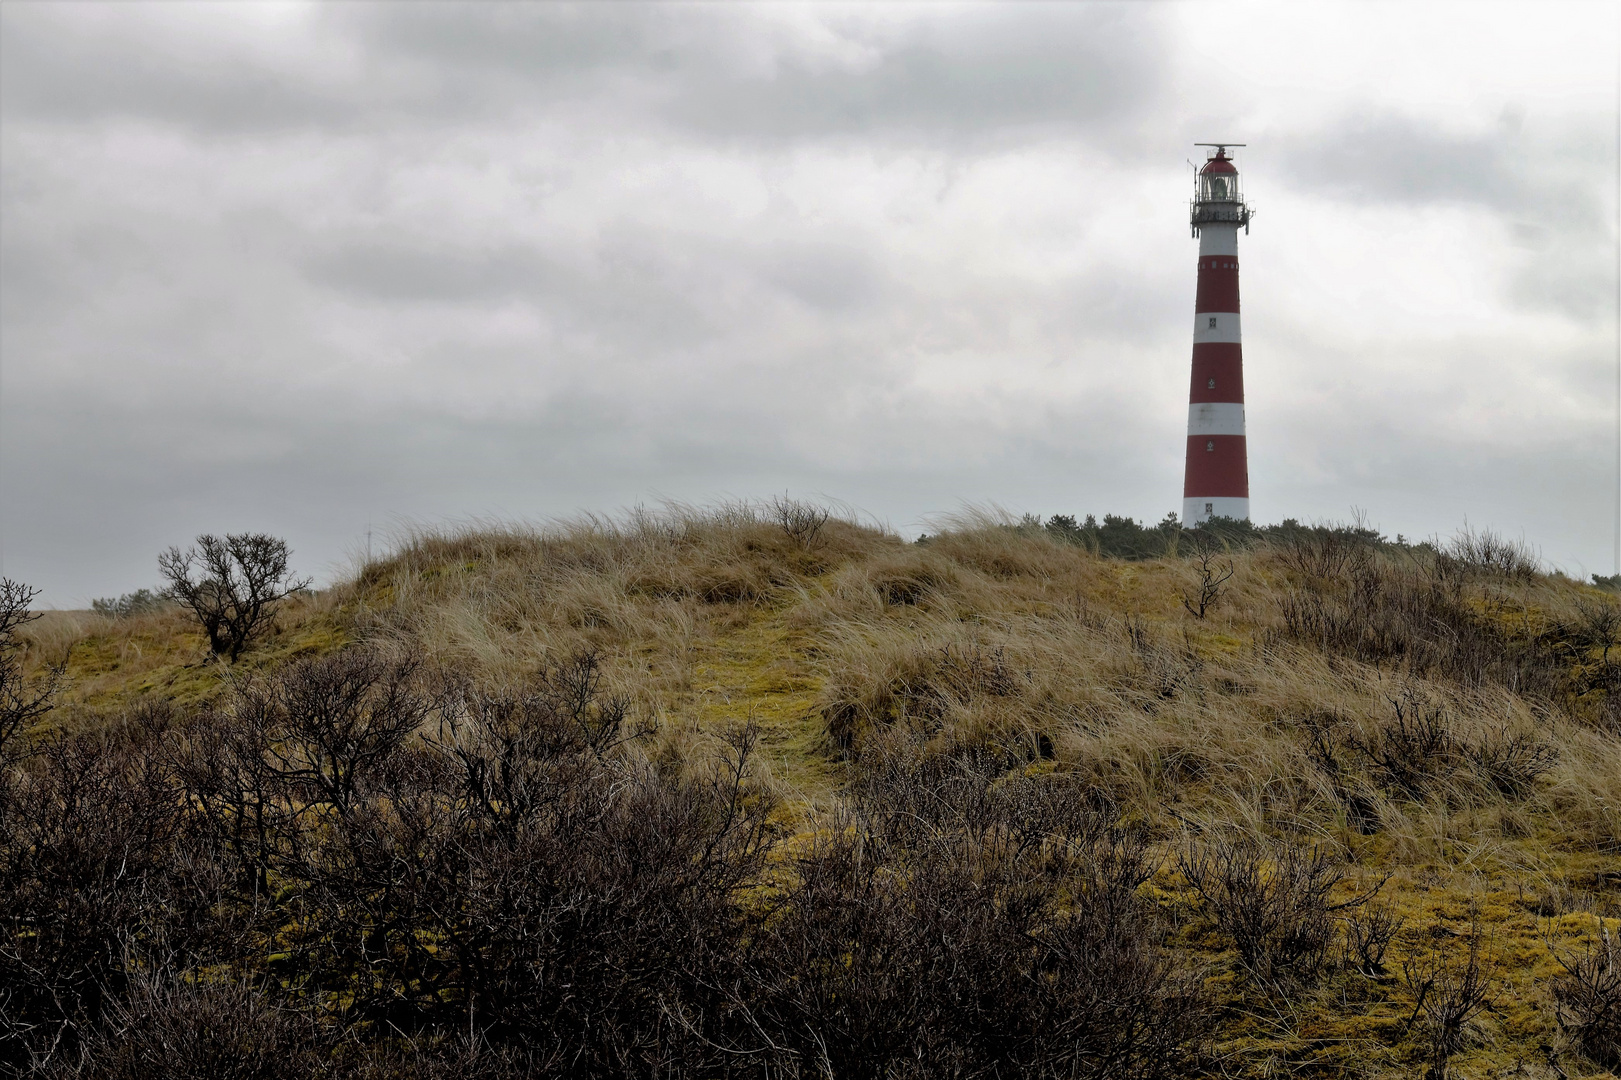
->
[3, 501, 1620, 1077]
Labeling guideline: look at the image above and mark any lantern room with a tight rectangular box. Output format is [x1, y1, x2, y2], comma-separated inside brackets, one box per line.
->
[1199, 151, 1239, 203]
[1190, 144, 1250, 234]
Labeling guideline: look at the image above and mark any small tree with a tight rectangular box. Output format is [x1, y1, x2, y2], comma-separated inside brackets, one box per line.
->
[1181, 542, 1234, 620]
[0, 578, 59, 761]
[159, 534, 311, 661]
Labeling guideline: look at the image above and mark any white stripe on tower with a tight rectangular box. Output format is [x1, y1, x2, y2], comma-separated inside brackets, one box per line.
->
[1187, 402, 1246, 436]
[1192, 313, 1242, 343]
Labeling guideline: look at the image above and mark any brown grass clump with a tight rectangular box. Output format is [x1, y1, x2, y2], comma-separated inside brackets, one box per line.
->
[9, 504, 1621, 1077]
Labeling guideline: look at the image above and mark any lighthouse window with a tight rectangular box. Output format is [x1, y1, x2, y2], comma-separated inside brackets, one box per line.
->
[1206, 441, 1215, 452]
[1207, 378, 1216, 389]
[1209, 176, 1229, 200]
[1207, 317, 1217, 329]
[1205, 503, 1214, 515]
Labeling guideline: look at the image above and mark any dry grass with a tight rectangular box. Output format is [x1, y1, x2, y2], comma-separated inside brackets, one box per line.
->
[18, 592, 350, 724]
[17, 501, 1621, 1077]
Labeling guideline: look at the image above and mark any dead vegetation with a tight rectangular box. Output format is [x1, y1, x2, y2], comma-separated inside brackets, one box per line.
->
[1551, 926, 1621, 1070]
[4, 502, 1620, 1077]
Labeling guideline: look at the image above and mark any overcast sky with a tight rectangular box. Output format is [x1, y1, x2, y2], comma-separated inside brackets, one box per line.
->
[2, 1, 1617, 605]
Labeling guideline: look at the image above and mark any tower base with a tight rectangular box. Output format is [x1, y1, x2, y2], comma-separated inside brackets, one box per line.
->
[1183, 496, 1250, 525]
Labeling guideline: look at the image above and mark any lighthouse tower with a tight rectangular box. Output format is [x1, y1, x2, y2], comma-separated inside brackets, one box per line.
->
[1183, 144, 1251, 524]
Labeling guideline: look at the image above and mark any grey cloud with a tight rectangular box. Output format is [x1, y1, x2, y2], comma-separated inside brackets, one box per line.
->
[346, 3, 1171, 141]
[758, 242, 882, 312]
[0, 7, 356, 132]
[1278, 113, 1512, 206]
[1506, 245, 1614, 321]
[304, 242, 565, 303]
[1275, 110, 1614, 321]
[3, 3, 1171, 150]
[655, 9, 1168, 141]
[344, 4, 670, 83]
[1275, 111, 1607, 227]
[302, 226, 900, 360]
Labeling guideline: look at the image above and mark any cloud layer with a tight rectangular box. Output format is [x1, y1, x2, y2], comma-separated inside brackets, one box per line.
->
[2, 1, 1616, 603]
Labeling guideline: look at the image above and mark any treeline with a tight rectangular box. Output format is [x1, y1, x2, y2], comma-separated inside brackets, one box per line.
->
[915, 512, 1405, 563]
[1039, 513, 1392, 562]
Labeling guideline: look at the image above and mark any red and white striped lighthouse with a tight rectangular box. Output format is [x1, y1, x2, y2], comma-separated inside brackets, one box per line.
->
[1183, 144, 1251, 524]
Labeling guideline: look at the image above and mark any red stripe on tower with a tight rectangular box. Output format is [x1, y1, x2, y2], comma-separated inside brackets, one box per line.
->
[1183, 145, 1251, 524]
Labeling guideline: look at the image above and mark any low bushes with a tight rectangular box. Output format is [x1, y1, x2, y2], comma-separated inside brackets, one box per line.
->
[0, 646, 1211, 1078]
[1178, 836, 1382, 988]
[1552, 929, 1621, 1070]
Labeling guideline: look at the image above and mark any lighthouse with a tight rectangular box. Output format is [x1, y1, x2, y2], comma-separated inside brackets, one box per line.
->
[1183, 144, 1251, 524]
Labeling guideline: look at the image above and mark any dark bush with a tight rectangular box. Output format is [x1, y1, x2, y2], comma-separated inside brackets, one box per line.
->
[1346, 692, 1461, 803]
[1301, 714, 1383, 833]
[61, 964, 318, 1080]
[1180, 836, 1380, 988]
[1552, 928, 1621, 1069]
[90, 588, 170, 620]
[159, 534, 312, 661]
[1326, 693, 1556, 806]
[771, 495, 831, 550]
[0, 708, 231, 1072]
[0, 578, 59, 762]
[1464, 727, 1558, 798]
[751, 750, 1210, 1078]
[1402, 920, 1498, 1078]
[1271, 537, 1595, 718]
[1272, 522, 1377, 580]
[1435, 527, 1539, 582]
[1343, 900, 1404, 977]
[3, 643, 1215, 1077]
[1181, 542, 1234, 620]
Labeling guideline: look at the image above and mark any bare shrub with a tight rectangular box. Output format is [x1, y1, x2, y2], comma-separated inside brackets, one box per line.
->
[1464, 727, 1558, 798]
[1402, 920, 1499, 1078]
[1274, 557, 1568, 703]
[751, 750, 1210, 1078]
[66, 964, 316, 1080]
[1551, 925, 1620, 1069]
[0, 578, 59, 762]
[1180, 836, 1381, 987]
[771, 496, 831, 551]
[1572, 599, 1621, 666]
[238, 649, 429, 816]
[1347, 692, 1460, 802]
[1181, 544, 1234, 620]
[1335, 693, 1555, 805]
[332, 1040, 551, 1080]
[1436, 527, 1538, 582]
[1302, 715, 1383, 833]
[159, 534, 312, 661]
[1343, 899, 1405, 976]
[0, 713, 221, 1072]
[1556, 600, 1621, 736]
[1274, 525, 1375, 580]
[247, 648, 775, 1072]
[430, 649, 652, 843]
